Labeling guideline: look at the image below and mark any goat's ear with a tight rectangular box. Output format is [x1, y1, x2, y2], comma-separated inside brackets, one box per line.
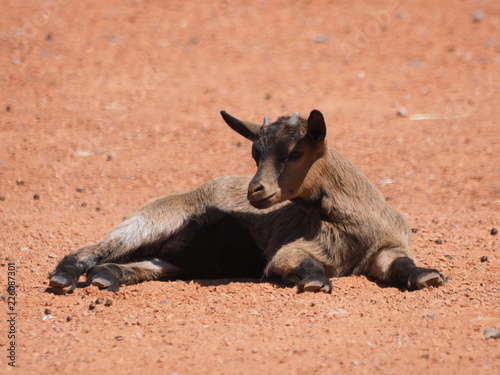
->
[306, 109, 327, 143]
[220, 111, 260, 141]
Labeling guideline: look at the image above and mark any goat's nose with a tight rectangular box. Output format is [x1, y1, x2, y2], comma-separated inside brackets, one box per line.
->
[248, 181, 265, 196]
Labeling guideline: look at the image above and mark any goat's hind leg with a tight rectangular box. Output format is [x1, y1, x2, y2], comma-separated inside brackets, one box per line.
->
[389, 257, 444, 290]
[369, 247, 445, 290]
[50, 193, 200, 294]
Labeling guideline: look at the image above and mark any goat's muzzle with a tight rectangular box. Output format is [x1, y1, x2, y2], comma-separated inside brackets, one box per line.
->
[247, 180, 279, 209]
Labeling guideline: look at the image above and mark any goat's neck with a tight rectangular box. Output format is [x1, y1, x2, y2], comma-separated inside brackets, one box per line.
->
[293, 145, 361, 217]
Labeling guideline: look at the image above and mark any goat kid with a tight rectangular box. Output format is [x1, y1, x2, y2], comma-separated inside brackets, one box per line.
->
[49, 110, 444, 294]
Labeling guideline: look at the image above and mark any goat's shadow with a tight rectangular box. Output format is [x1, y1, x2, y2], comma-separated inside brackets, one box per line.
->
[190, 275, 291, 289]
[366, 275, 408, 292]
[45, 276, 294, 295]
[366, 274, 450, 292]
[44, 275, 422, 295]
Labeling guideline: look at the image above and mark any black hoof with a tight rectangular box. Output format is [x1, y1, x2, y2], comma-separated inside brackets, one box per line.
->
[289, 258, 332, 293]
[299, 276, 332, 293]
[49, 273, 76, 295]
[86, 265, 121, 292]
[409, 268, 445, 290]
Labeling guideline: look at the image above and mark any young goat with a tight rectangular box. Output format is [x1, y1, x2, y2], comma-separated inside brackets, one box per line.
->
[49, 110, 444, 294]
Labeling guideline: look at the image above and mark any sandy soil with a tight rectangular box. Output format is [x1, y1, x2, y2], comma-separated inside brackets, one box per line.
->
[0, 0, 499, 374]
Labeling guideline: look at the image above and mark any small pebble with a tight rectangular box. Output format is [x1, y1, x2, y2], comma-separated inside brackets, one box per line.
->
[411, 228, 418, 233]
[81, 202, 87, 207]
[0, 196, 5, 201]
[491, 228, 498, 235]
[397, 107, 408, 117]
[314, 34, 330, 43]
[104, 299, 113, 307]
[435, 238, 443, 244]
[44, 308, 52, 315]
[110, 36, 121, 45]
[53, 326, 61, 332]
[89, 303, 96, 311]
[328, 309, 349, 315]
[33, 194, 40, 200]
[472, 10, 484, 23]
[480, 256, 488, 262]
[95, 298, 103, 305]
[76, 187, 85, 193]
[66, 316, 73, 322]
[107, 154, 113, 161]
[484, 328, 500, 340]
[115, 335, 124, 341]
[6, 106, 10, 112]
[379, 178, 397, 185]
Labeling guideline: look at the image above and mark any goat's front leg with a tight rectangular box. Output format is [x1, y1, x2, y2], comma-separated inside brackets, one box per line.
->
[265, 242, 332, 293]
[49, 192, 202, 294]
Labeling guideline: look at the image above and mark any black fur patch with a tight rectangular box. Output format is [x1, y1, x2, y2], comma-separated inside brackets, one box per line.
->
[160, 210, 266, 279]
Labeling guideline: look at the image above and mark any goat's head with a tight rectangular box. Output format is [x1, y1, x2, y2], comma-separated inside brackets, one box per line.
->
[221, 110, 327, 209]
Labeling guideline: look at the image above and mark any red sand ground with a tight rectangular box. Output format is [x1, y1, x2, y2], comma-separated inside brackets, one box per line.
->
[0, 1, 499, 374]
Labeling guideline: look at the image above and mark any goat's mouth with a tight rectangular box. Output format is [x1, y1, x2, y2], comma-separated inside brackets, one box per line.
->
[248, 192, 278, 209]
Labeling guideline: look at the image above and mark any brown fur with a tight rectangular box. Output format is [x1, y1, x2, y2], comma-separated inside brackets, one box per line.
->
[49, 110, 444, 294]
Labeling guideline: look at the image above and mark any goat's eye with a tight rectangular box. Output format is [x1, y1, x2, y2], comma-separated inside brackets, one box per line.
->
[288, 151, 303, 160]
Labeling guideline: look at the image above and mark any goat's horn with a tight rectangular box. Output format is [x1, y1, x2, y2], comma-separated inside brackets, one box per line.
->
[288, 112, 300, 126]
[263, 116, 270, 126]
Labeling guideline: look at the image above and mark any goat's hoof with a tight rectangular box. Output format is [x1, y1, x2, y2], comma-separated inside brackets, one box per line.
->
[410, 269, 445, 290]
[415, 272, 444, 289]
[49, 274, 76, 295]
[300, 277, 332, 293]
[87, 266, 121, 292]
[91, 277, 111, 289]
[89, 275, 121, 292]
[91, 277, 120, 292]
